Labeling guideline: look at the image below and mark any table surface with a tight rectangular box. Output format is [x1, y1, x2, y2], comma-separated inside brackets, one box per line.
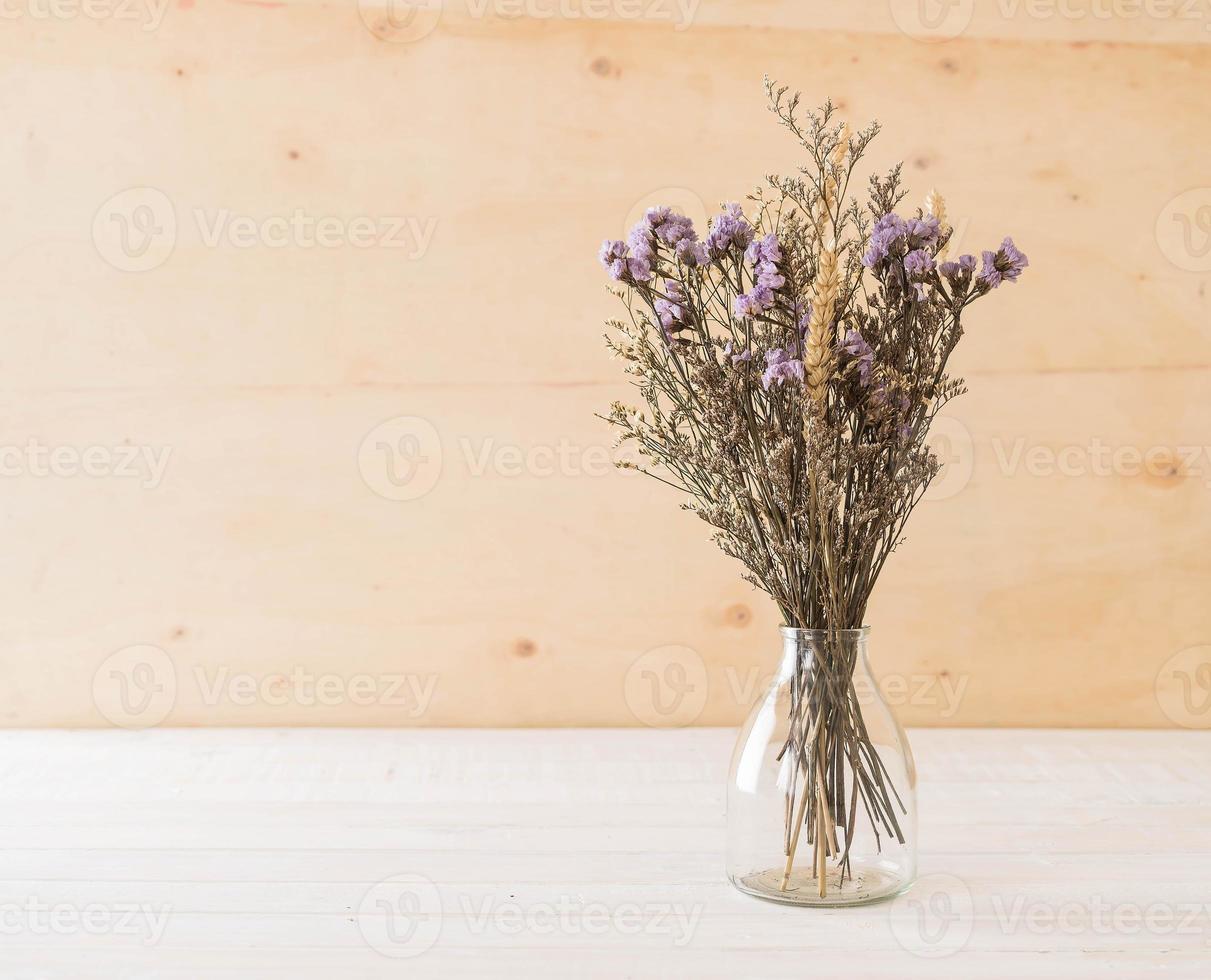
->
[0, 727, 1206, 978]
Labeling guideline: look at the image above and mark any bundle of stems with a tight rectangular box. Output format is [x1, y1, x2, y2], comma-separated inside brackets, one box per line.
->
[596, 80, 1027, 895]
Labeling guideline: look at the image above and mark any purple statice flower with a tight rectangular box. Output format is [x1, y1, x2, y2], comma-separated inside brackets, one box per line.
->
[863, 213, 941, 271]
[654, 213, 696, 246]
[762, 348, 804, 390]
[978, 237, 1029, 289]
[626, 253, 652, 282]
[675, 238, 709, 266]
[653, 279, 687, 331]
[706, 203, 755, 259]
[654, 280, 693, 346]
[903, 248, 936, 301]
[626, 206, 705, 273]
[734, 285, 776, 318]
[734, 233, 785, 318]
[598, 239, 629, 281]
[939, 253, 977, 280]
[745, 233, 783, 266]
[862, 213, 907, 268]
[595, 238, 651, 283]
[796, 304, 813, 340]
[904, 216, 940, 248]
[903, 248, 935, 278]
[840, 328, 874, 386]
[723, 341, 753, 366]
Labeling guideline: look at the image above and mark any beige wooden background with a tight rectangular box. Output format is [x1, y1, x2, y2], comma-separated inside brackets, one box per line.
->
[0, 1, 1208, 729]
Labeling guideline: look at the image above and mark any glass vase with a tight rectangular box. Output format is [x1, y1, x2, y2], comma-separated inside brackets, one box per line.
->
[726, 627, 917, 907]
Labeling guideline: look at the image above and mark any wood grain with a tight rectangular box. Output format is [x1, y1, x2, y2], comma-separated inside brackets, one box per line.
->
[0, 4, 1208, 725]
[0, 727, 1207, 977]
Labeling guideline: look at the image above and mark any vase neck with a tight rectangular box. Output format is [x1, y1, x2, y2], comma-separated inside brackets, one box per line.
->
[775, 627, 872, 682]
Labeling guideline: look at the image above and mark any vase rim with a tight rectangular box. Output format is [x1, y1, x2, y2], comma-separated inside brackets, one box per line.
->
[779, 625, 870, 638]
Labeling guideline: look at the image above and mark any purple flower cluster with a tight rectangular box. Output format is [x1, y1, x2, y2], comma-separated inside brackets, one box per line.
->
[654, 279, 689, 342]
[977, 237, 1029, 288]
[707, 203, 755, 259]
[902, 248, 935, 300]
[861, 213, 940, 270]
[597, 206, 710, 284]
[734, 234, 786, 318]
[598, 238, 650, 284]
[939, 253, 977, 280]
[722, 341, 753, 366]
[762, 347, 804, 390]
[840, 328, 874, 386]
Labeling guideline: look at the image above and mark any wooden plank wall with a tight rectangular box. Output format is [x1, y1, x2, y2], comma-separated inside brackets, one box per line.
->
[0, 2, 1208, 727]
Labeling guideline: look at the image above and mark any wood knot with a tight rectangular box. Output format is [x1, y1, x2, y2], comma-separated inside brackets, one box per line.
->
[513, 638, 538, 658]
[724, 603, 752, 628]
[1142, 449, 1185, 490]
[590, 56, 619, 79]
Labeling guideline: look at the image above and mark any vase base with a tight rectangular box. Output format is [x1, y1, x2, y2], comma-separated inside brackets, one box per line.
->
[730, 865, 911, 908]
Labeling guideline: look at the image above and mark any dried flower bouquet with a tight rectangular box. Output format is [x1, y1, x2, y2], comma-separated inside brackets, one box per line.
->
[596, 81, 1027, 899]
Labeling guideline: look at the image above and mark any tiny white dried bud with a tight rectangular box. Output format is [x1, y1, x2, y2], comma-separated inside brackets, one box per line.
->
[924, 187, 951, 260]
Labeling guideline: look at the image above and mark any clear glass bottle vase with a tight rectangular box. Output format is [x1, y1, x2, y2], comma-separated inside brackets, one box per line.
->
[727, 627, 917, 907]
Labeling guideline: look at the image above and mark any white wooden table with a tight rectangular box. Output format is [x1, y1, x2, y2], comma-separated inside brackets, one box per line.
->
[0, 728, 1206, 977]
